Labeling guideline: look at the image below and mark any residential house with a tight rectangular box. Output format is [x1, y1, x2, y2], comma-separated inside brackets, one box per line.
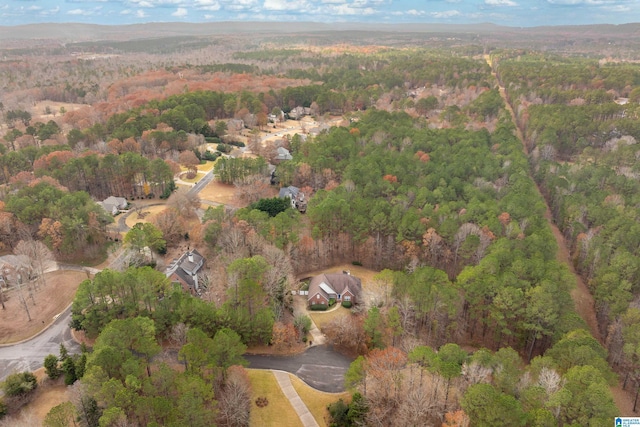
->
[165, 249, 206, 295]
[279, 185, 307, 213]
[98, 196, 127, 216]
[288, 106, 311, 120]
[226, 119, 245, 133]
[308, 272, 362, 307]
[274, 146, 293, 161]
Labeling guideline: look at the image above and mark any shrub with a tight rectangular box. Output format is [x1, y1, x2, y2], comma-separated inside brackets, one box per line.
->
[327, 399, 349, 426]
[294, 315, 312, 335]
[217, 143, 231, 153]
[352, 261, 363, 266]
[202, 150, 220, 161]
[249, 197, 290, 217]
[2, 372, 37, 397]
[342, 301, 352, 308]
[310, 304, 328, 311]
[328, 298, 336, 306]
[44, 354, 60, 380]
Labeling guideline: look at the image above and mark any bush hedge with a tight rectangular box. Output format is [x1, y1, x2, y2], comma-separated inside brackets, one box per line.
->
[310, 304, 328, 311]
[342, 301, 352, 308]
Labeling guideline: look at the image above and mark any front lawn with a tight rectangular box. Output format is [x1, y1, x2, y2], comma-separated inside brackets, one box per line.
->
[309, 306, 351, 330]
[248, 369, 303, 427]
[289, 374, 350, 427]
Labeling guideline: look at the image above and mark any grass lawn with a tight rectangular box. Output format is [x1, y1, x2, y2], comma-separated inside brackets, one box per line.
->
[248, 370, 303, 427]
[289, 374, 350, 427]
[199, 180, 241, 207]
[309, 305, 352, 330]
[0, 270, 88, 344]
[179, 160, 216, 173]
[20, 370, 69, 425]
[124, 205, 167, 228]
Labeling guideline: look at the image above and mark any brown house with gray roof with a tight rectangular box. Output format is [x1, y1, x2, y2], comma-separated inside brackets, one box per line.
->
[308, 272, 362, 307]
[165, 249, 205, 296]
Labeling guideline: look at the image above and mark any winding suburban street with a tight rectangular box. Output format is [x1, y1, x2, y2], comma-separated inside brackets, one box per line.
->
[0, 306, 80, 381]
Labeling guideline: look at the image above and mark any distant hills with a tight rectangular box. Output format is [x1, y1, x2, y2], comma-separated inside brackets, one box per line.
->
[1, 21, 639, 42]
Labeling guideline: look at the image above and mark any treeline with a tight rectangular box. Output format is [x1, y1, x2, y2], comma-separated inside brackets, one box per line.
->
[33, 151, 175, 200]
[336, 328, 617, 426]
[497, 52, 640, 407]
[0, 146, 175, 256]
[287, 49, 492, 91]
[2, 181, 111, 256]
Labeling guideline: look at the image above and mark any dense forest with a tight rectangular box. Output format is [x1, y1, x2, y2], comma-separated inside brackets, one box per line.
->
[0, 31, 638, 426]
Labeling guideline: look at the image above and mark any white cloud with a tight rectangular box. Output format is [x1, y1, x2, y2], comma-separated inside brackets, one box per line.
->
[135, 9, 147, 17]
[68, 8, 93, 15]
[263, 0, 300, 10]
[406, 9, 425, 15]
[430, 9, 461, 18]
[321, 3, 377, 15]
[601, 3, 631, 11]
[127, 0, 183, 7]
[221, 0, 259, 11]
[485, 0, 518, 5]
[172, 7, 188, 16]
[27, 5, 41, 11]
[195, 0, 221, 9]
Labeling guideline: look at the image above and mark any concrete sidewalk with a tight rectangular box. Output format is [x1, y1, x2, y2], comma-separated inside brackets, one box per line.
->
[272, 370, 320, 427]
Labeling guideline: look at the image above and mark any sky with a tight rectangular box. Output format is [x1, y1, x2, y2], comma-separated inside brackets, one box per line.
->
[0, 0, 638, 27]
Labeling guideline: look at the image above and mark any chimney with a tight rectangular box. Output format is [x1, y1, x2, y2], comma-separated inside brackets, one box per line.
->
[188, 252, 194, 263]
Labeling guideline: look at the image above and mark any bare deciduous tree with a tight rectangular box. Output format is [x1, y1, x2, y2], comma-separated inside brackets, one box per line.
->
[167, 188, 201, 220]
[218, 365, 251, 427]
[0, 411, 40, 427]
[169, 322, 189, 348]
[14, 239, 55, 292]
[233, 174, 271, 205]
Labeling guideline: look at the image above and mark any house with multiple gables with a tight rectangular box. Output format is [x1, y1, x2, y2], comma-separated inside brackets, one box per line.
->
[279, 186, 307, 213]
[165, 249, 205, 295]
[308, 272, 362, 307]
[97, 196, 127, 216]
[274, 146, 293, 161]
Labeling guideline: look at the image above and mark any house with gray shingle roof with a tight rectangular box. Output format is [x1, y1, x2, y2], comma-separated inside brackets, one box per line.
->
[97, 196, 127, 215]
[308, 272, 362, 307]
[165, 249, 205, 295]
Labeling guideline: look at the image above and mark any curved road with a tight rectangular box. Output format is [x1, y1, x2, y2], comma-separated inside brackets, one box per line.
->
[245, 345, 353, 393]
[0, 306, 80, 381]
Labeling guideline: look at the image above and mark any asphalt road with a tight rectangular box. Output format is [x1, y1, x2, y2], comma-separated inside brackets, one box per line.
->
[188, 169, 215, 196]
[0, 305, 80, 381]
[245, 345, 354, 393]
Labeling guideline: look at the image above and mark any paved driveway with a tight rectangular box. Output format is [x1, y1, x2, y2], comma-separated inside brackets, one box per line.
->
[245, 345, 353, 393]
